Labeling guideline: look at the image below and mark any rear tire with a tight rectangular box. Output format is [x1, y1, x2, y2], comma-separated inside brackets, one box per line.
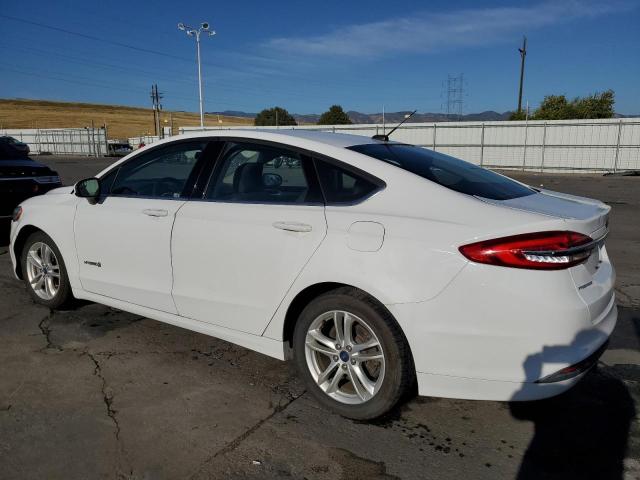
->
[293, 287, 414, 420]
[21, 231, 74, 309]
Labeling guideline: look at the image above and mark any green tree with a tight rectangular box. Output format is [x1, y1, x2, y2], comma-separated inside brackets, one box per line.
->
[533, 95, 575, 120]
[318, 105, 352, 125]
[254, 107, 297, 126]
[508, 110, 527, 121]
[573, 90, 615, 119]
[532, 90, 615, 120]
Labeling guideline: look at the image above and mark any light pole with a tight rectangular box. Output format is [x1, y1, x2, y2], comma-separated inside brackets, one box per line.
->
[178, 21, 215, 129]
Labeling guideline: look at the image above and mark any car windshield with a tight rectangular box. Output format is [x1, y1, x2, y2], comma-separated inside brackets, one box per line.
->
[348, 143, 535, 200]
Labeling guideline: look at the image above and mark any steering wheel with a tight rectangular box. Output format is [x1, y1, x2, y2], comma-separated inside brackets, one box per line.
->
[155, 177, 184, 197]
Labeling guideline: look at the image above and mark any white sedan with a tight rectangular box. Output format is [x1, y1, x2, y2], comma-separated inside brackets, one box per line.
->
[9, 130, 616, 419]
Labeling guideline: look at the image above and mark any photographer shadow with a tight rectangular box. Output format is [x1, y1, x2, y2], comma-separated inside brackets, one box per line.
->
[509, 330, 635, 480]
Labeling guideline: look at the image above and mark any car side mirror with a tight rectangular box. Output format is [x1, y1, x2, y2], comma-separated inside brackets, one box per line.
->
[75, 178, 101, 203]
[262, 173, 282, 188]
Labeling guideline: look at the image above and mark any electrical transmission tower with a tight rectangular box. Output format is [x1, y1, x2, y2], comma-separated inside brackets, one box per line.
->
[150, 84, 164, 138]
[445, 73, 464, 121]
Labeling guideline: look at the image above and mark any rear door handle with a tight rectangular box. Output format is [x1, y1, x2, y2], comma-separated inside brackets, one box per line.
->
[272, 221, 313, 233]
[143, 209, 169, 217]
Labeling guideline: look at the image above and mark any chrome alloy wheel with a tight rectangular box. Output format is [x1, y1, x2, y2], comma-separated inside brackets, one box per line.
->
[25, 242, 61, 300]
[305, 310, 386, 404]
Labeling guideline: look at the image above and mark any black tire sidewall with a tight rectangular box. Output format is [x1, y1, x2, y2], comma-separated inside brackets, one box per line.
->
[21, 231, 72, 309]
[293, 290, 410, 420]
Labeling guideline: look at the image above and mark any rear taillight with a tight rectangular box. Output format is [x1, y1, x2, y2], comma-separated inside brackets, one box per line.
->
[459, 231, 594, 270]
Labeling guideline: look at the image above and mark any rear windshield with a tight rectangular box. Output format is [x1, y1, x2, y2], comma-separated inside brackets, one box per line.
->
[348, 143, 534, 200]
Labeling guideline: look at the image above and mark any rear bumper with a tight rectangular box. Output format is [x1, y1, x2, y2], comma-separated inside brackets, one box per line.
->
[535, 339, 608, 384]
[415, 369, 589, 402]
[414, 301, 615, 401]
[387, 261, 617, 401]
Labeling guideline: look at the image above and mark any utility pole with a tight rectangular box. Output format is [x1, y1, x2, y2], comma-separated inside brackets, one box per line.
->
[150, 84, 163, 138]
[151, 85, 157, 136]
[178, 22, 216, 129]
[517, 36, 527, 114]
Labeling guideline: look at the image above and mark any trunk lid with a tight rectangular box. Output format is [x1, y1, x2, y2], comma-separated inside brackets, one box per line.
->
[479, 189, 613, 325]
[479, 189, 610, 236]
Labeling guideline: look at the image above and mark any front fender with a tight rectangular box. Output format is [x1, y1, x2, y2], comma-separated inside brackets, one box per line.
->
[10, 196, 80, 291]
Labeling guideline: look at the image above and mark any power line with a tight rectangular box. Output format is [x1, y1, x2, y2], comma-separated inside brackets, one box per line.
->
[0, 37, 368, 104]
[1, 14, 448, 114]
[0, 13, 432, 96]
[0, 14, 192, 63]
[0, 43, 197, 86]
[0, 44, 375, 107]
[0, 66, 256, 110]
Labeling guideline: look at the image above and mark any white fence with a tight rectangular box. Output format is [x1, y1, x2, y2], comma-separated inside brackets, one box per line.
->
[182, 118, 640, 173]
[0, 128, 108, 156]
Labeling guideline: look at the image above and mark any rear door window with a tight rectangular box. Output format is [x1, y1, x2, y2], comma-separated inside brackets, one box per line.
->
[348, 144, 534, 200]
[205, 142, 322, 204]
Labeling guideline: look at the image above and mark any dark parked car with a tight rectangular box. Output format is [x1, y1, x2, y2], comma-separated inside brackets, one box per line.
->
[0, 155, 61, 221]
[0, 136, 30, 157]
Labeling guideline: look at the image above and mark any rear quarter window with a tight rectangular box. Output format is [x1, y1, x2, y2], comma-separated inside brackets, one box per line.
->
[348, 144, 534, 201]
[314, 159, 381, 204]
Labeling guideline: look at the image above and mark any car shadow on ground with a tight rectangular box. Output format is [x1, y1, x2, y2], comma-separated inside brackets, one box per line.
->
[510, 327, 637, 480]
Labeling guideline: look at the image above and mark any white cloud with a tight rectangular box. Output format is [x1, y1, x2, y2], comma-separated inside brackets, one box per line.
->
[267, 1, 635, 57]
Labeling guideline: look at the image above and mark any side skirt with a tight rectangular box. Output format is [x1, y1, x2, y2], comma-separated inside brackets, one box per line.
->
[75, 290, 287, 360]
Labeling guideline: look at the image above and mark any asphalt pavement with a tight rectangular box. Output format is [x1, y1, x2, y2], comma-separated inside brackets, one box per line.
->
[0, 155, 638, 479]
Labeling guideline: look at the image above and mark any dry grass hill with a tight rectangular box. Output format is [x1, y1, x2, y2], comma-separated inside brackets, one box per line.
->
[0, 99, 253, 140]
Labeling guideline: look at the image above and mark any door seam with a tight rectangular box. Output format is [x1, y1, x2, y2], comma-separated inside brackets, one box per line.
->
[169, 200, 189, 315]
[259, 206, 329, 337]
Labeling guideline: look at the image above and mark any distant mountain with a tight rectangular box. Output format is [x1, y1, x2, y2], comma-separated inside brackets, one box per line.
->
[346, 110, 513, 124]
[214, 110, 257, 118]
[212, 109, 514, 124]
[211, 109, 640, 124]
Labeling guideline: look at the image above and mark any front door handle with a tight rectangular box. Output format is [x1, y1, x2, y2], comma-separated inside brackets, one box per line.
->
[272, 221, 313, 233]
[143, 209, 169, 217]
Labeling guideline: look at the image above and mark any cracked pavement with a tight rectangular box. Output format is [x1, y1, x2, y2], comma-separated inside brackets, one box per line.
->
[0, 157, 639, 479]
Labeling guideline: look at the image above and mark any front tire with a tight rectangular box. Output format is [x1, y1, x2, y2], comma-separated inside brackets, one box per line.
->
[293, 287, 414, 420]
[21, 231, 73, 309]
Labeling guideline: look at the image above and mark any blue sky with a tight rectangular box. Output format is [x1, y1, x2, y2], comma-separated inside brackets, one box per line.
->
[1, 0, 639, 114]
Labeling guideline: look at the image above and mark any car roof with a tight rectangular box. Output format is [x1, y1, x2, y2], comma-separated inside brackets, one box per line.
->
[99, 129, 404, 178]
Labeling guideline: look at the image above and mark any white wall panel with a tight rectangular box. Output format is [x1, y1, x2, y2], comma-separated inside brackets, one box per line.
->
[181, 118, 640, 173]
